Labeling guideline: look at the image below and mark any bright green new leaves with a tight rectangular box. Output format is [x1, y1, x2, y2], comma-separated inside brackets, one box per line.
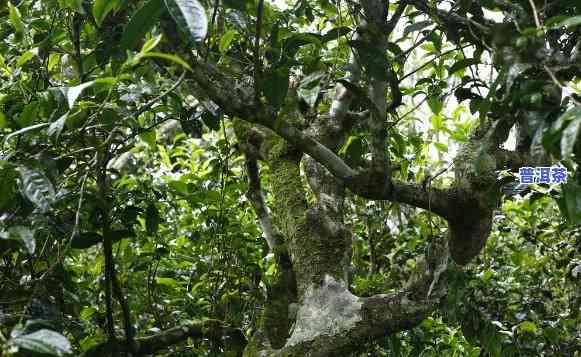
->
[120, 0, 167, 51]
[9, 329, 72, 357]
[219, 30, 237, 54]
[16, 48, 38, 67]
[133, 35, 192, 71]
[8, 2, 24, 36]
[139, 52, 192, 71]
[164, 0, 208, 43]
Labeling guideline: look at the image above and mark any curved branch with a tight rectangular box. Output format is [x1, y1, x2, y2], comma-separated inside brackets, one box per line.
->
[252, 239, 450, 356]
[82, 320, 245, 357]
[187, 60, 452, 216]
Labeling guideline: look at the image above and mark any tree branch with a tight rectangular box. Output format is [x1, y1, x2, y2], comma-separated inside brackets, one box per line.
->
[253, 239, 450, 356]
[241, 136, 279, 250]
[186, 59, 452, 217]
[81, 320, 245, 357]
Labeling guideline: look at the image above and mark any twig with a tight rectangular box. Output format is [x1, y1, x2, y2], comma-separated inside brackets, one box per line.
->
[385, 0, 408, 35]
[205, 0, 221, 62]
[111, 72, 187, 154]
[97, 151, 116, 343]
[527, 0, 541, 28]
[132, 72, 187, 119]
[543, 65, 581, 106]
[254, 0, 265, 102]
[401, 45, 470, 81]
[37, 165, 93, 282]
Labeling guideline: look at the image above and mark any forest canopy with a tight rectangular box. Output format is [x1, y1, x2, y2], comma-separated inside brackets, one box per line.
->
[0, 0, 580, 356]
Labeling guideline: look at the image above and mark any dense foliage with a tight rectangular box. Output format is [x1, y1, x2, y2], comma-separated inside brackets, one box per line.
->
[0, 0, 580, 356]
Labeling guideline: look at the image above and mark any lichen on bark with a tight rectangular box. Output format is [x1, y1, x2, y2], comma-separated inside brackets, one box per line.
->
[285, 275, 362, 347]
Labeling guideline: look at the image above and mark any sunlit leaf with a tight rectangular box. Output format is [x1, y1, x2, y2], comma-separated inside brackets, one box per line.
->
[18, 167, 56, 212]
[16, 48, 39, 67]
[138, 52, 192, 71]
[8, 226, 35, 254]
[47, 112, 69, 141]
[551, 15, 581, 29]
[164, 0, 208, 43]
[403, 20, 432, 37]
[8, 2, 25, 35]
[10, 329, 72, 356]
[219, 30, 236, 54]
[60, 81, 95, 109]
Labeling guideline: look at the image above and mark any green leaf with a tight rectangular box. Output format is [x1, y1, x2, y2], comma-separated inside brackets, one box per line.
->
[558, 106, 581, 158]
[427, 97, 443, 115]
[297, 71, 325, 107]
[93, 0, 120, 26]
[60, 81, 95, 109]
[60, 0, 86, 14]
[434, 142, 448, 153]
[16, 48, 39, 67]
[140, 35, 163, 53]
[146, 203, 160, 235]
[551, 15, 581, 29]
[283, 33, 322, 55]
[562, 181, 581, 225]
[156, 277, 179, 287]
[8, 2, 25, 35]
[0, 162, 17, 211]
[120, 0, 166, 51]
[47, 112, 69, 141]
[263, 67, 289, 109]
[10, 329, 72, 356]
[164, 0, 208, 43]
[3, 123, 50, 146]
[18, 167, 56, 212]
[448, 58, 480, 75]
[202, 111, 221, 131]
[518, 321, 538, 334]
[320, 26, 351, 43]
[71, 232, 103, 249]
[223, 0, 248, 11]
[338, 135, 365, 166]
[8, 226, 35, 254]
[140, 130, 157, 149]
[468, 347, 482, 357]
[403, 20, 432, 37]
[138, 52, 192, 71]
[219, 30, 237, 54]
[71, 230, 134, 249]
[19, 102, 39, 127]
